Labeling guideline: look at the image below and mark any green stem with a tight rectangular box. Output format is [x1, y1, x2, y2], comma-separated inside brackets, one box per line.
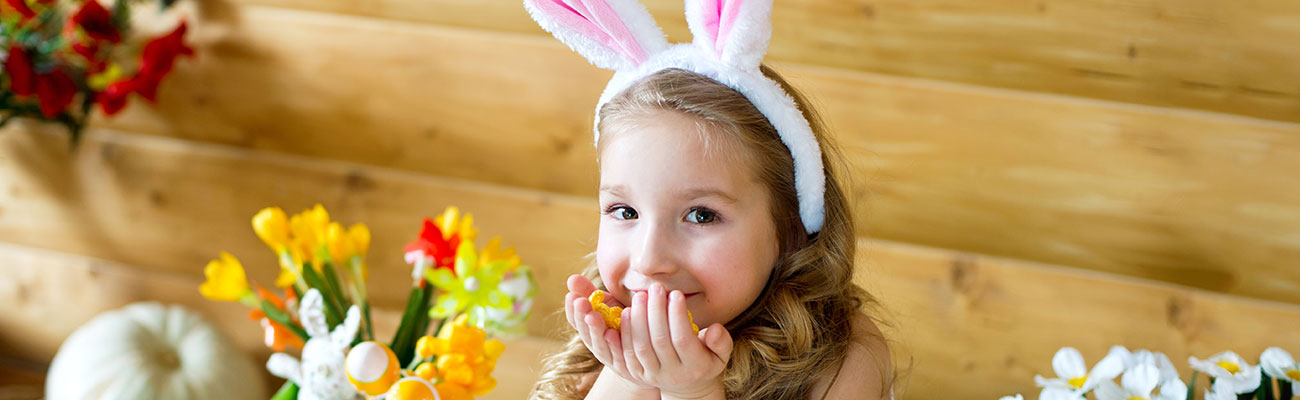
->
[269, 382, 299, 400]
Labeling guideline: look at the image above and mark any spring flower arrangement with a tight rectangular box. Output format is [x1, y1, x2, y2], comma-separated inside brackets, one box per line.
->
[200, 205, 538, 400]
[997, 346, 1300, 400]
[1, 0, 192, 145]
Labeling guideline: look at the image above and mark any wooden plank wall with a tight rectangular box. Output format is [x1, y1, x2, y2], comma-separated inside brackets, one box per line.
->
[2, 0, 1298, 398]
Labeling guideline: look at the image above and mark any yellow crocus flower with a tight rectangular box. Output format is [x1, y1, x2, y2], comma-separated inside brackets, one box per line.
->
[252, 207, 290, 252]
[199, 252, 254, 303]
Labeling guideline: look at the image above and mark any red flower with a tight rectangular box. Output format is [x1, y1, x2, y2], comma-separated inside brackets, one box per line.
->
[135, 21, 194, 102]
[35, 68, 76, 118]
[97, 79, 138, 116]
[71, 0, 121, 43]
[404, 219, 461, 271]
[4, 0, 35, 19]
[4, 45, 35, 97]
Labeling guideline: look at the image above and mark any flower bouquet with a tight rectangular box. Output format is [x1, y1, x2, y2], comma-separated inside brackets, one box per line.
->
[998, 346, 1300, 400]
[200, 205, 538, 400]
[1, 0, 192, 145]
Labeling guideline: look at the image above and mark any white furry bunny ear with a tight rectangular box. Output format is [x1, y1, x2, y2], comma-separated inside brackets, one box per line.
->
[685, 0, 772, 70]
[524, 0, 670, 71]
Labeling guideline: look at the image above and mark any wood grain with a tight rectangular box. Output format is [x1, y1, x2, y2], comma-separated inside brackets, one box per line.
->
[220, 0, 1300, 123]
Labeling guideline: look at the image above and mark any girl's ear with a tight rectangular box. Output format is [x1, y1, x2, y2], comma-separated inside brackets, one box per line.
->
[684, 0, 772, 71]
[524, 0, 670, 71]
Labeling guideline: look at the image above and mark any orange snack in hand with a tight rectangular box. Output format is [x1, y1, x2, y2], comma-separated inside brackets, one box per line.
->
[588, 290, 699, 334]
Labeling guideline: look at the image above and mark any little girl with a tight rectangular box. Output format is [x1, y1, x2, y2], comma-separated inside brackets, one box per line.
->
[524, 0, 894, 399]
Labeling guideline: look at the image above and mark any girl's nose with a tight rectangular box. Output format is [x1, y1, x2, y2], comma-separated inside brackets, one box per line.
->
[629, 221, 678, 277]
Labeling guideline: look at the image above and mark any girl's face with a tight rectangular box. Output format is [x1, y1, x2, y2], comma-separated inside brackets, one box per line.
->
[596, 110, 780, 328]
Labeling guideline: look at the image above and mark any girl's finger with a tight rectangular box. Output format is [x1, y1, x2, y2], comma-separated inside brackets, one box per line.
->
[572, 298, 600, 361]
[667, 290, 705, 365]
[646, 284, 680, 366]
[564, 292, 577, 330]
[585, 312, 614, 364]
[629, 291, 660, 373]
[619, 307, 645, 378]
[567, 274, 597, 298]
[603, 326, 631, 378]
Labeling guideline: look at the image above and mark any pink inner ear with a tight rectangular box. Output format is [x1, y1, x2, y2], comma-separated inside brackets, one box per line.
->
[700, 0, 744, 57]
[537, 0, 648, 65]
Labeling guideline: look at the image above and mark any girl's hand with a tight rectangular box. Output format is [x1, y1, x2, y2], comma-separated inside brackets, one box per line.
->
[603, 283, 733, 400]
[562, 275, 657, 393]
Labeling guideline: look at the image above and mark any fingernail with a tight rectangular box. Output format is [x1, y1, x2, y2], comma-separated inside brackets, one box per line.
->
[671, 290, 683, 301]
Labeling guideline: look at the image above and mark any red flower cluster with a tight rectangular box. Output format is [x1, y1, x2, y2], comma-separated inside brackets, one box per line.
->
[2, 0, 192, 121]
[97, 22, 194, 115]
[4, 45, 75, 118]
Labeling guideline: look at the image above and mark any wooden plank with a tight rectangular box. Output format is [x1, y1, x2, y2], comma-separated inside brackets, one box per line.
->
[0, 242, 560, 400]
[214, 0, 1300, 123]
[78, 6, 1300, 305]
[6, 214, 1300, 398]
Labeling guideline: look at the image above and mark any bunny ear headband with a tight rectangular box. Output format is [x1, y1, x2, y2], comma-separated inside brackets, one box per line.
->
[524, 0, 827, 234]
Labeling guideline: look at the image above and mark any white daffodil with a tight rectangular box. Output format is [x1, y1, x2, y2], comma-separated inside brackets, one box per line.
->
[1035, 347, 1127, 395]
[1094, 364, 1188, 400]
[1189, 351, 1262, 394]
[1260, 347, 1300, 393]
[998, 395, 1024, 400]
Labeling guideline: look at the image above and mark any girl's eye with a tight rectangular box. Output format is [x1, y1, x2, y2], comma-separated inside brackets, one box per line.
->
[685, 208, 718, 224]
[607, 205, 638, 220]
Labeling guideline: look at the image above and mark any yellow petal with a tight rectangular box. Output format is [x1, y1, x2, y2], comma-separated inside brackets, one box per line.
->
[349, 224, 370, 256]
[436, 207, 460, 240]
[457, 213, 477, 243]
[484, 339, 505, 360]
[327, 222, 353, 264]
[199, 252, 252, 302]
[252, 207, 290, 252]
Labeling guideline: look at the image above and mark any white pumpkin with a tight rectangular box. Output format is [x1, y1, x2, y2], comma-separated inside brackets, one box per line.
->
[46, 302, 265, 400]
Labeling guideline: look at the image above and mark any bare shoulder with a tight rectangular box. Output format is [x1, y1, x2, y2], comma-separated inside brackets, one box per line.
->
[808, 311, 893, 400]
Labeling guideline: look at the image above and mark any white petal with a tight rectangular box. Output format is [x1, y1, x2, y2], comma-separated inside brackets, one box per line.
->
[999, 395, 1025, 400]
[1109, 346, 1134, 368]
[1086, 350, 1129, 388]
[1292, 381, 1299, 393]
[1189, 356, 1232, 379]
[1054, 347, 1088, 379]
[1122, 363, 1160, 396]
[1039, 387, 1081, 400]
[1036, 375, 1072, 389]
[1211, 351, 1246, 366]
[1224, 365, 1261, 393]
[1155, 378, 1187, 400]
[1094, 380, 1127, 400]
[1261, 347, 1295, 378]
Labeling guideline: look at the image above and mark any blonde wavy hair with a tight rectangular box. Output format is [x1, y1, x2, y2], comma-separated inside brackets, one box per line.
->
[530, 66, 893, 399]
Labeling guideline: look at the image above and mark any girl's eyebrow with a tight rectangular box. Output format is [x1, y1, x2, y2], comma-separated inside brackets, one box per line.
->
[599, 184, 627, 197]
[678, 187, 738, 204]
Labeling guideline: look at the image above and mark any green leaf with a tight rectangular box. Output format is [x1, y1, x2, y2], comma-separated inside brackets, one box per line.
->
[259, 299, 309, 341]
[300, 264, 342, 328]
